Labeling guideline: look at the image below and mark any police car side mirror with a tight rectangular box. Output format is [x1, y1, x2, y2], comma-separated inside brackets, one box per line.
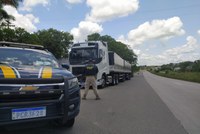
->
[62, 64, 69, 70]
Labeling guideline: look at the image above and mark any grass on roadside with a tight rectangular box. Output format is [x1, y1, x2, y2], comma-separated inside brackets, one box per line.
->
[150, 71, 200, 83]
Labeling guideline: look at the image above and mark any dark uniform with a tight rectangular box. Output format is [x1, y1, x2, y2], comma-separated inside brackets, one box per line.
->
[82, 62, 100, 100]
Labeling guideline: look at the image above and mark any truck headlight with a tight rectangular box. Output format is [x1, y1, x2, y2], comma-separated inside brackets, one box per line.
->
[68, 77, 79, 89]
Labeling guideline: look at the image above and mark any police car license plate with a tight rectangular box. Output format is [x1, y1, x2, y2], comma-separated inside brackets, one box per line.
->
[12, 107, 46, 120]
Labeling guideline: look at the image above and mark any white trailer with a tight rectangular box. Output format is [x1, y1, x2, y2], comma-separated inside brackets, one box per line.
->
[69, 41, 132, 88]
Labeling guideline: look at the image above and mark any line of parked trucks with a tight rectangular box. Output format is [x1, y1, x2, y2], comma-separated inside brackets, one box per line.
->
[69, 41, 132, 88]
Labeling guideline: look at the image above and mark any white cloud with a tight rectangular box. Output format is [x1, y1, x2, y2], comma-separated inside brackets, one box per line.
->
[138, 53, 165, 65]
[20, 0, 50, 11]
[71, 0, 139, 42]
[4, 6, 39, 32]
[66, 0, 83, 4]
[164, 36, 198, 56]
[86, 0, 139, 22]
[133, 49, 141, 55]
[70, 21, 103, 42]
[118, 17, 185, 48]
[138, 36, 199, 65]
[117, 35, 129, 45]
[198, 30, 200, 35]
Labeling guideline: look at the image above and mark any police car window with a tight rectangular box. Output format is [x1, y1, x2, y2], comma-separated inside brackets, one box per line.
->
[0, 48, 59, 68]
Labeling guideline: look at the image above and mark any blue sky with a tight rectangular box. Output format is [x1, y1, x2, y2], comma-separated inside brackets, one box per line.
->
[4, 0, 200, 65]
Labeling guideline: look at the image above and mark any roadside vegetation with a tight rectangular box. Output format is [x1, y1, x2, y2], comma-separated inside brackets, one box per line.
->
[148, 61, 200, 83]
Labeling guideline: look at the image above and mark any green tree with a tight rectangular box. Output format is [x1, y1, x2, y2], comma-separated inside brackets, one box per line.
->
[15, 28, 40, 44]
[192, 60, 200, 72]
[0, 27, 40, 44]
[160, 64, 174, 71]
[99, 35, 116, 43]
[36, 28, 73, 59]
[88, 33, 101, 41]
[179, 61, 193, 72]
[0, 0, 22, 27]
[87, 33, 137, 64]
[0, 28, 16, 41]
[0, 28, 73, 59]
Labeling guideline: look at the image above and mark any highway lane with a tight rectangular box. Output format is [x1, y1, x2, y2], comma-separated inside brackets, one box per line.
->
[144, 71, 200, 134]
[2, 72, 187, 134]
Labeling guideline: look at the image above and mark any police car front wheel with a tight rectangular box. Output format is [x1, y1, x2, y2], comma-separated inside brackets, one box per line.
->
[54, 118, 75, 128]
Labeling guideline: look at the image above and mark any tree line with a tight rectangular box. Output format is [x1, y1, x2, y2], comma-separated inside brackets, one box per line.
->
[0, 28, 73, 59]
[156, 60, 200, 72]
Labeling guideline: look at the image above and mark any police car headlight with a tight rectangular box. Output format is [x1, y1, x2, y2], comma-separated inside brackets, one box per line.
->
[68, 77, 79, 89]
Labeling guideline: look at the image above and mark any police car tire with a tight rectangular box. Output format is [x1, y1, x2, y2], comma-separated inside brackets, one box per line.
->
[55, 118, 75, 128]
[66, 118, 75, 128]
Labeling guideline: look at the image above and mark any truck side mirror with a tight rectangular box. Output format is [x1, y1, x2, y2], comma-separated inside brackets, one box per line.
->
[99, 49, 104, 58]
[62, 64, 69, 70]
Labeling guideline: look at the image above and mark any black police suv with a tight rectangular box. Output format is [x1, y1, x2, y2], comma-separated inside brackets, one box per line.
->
[0, 41, 80, 127]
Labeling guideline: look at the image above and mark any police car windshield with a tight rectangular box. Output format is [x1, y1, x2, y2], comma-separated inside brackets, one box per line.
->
[69, 48, 98, 64]
[0, 48, 59, 68]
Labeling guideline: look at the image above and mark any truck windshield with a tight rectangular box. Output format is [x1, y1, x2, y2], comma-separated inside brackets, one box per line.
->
[0, 48, 59, 68]
[69, 48, 98, 64]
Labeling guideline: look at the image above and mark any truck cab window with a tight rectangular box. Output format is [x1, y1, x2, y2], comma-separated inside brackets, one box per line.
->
[69, 47, 98, 64]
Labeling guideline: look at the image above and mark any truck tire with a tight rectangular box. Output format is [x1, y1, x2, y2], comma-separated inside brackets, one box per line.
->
[115, 74, 119, 85]
[54, 118, 75, 128]
[99, 75, 106, 89]
[120, 74, 125, 82]
[123, 74, 126, 81]
[111, 74, 116, 86]
[127, 74, 131, 80]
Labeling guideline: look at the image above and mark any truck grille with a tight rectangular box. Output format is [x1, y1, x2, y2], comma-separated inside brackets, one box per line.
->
[72, 67, 85, 75]
[72, 67, 85, 82]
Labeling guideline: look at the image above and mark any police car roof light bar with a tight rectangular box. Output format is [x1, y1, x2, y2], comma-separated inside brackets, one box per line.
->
[0, 41, 44, 50]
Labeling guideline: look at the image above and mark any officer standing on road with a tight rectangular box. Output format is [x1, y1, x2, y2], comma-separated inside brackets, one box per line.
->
[82, 59, 100, 100]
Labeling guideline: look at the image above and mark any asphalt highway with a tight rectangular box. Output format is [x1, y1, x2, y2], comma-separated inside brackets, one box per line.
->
[144, 71, 200, 134]
[2, 72, 189, 134]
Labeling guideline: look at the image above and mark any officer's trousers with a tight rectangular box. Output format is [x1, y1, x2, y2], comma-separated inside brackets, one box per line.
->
[83, 76, 99, 98]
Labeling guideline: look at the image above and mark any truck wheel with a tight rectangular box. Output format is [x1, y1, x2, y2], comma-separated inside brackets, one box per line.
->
[115, 74, 119, 85]
[99, 75, 106, 89]
[120, 74, 125, 82]
[111, 74, 116, 86]
[54, 118, 75, 128]
[123, 74, 126, 81]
